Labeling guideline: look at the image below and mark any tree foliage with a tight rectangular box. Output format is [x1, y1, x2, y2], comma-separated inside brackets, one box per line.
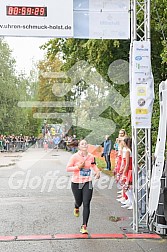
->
[0, 39, 39, 136]
[40, 38, 131, 142]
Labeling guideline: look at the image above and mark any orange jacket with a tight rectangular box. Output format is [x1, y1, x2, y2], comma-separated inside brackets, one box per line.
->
[66, 151, 99, 183]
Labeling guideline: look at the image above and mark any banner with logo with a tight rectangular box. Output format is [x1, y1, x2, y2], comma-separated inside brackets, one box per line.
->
[130, 41, 154, 128]
[74, 0, 130, 39]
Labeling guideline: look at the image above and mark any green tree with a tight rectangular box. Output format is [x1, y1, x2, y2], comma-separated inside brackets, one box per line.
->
[0, 38, 40, 136]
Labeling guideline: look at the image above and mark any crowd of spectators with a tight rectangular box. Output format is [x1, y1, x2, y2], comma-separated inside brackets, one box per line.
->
[0, 133, 80, 153]
[0, 134, 37, 152]
[42, 133, 79, 153]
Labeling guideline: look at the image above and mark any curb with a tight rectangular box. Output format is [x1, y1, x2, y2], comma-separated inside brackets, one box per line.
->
[0, 233, 162, 242]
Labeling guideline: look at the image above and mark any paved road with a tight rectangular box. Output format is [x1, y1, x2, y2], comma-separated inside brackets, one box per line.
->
[0, 148, 166, 252]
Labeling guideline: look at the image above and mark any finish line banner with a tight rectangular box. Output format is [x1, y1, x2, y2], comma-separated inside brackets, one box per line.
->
[0, 0, 73, 37]
[130, 41, 154, 128]
[0, 0, 130, 39]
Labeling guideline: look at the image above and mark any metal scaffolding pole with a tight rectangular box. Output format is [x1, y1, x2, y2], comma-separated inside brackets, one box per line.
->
[130, 0, 152, 232]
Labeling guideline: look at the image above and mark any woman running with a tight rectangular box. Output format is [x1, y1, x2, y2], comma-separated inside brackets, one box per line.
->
[66, 139, 100, 234]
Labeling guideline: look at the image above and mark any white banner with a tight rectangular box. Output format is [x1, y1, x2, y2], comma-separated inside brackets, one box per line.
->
[74, 0, 130, 39]
[0, 0, 73, 37]
[130, 41, 154, 128]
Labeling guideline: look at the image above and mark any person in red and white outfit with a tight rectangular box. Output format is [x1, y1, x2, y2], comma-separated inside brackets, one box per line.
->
[115, 129, 127, 193]
[117, 137, 133, 210]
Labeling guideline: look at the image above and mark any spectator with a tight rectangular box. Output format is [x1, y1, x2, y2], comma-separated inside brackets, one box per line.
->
[117, 137, 133, 210]
[101, 135, 112, 171]
[114, 138, 119, 153]
[43, 138, 48, 151]
[67, 135, 78, 153]
[53, 135, 61, 151]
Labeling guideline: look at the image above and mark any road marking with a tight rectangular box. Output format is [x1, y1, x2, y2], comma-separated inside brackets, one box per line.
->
[0, 233, 161, 242]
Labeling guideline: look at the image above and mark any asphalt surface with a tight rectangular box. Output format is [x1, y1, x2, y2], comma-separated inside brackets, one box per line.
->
[0, 147, 167, 252]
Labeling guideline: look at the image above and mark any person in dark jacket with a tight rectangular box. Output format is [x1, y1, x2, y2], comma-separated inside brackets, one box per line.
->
[102, 135, 112, 170]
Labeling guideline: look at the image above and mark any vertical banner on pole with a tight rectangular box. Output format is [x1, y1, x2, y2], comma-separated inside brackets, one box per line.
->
[131, 41, 154, 128]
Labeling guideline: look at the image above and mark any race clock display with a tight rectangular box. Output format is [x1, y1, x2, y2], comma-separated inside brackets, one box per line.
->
[6, 6, 47, 16]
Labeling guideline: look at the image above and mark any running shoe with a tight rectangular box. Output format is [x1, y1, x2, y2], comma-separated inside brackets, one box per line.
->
[121, 199, 130, 205]
[74, 208, 79, 217]
[116, 197, 126, 203]
[80, 225, 88, 234]
[121, 203, 131, 208]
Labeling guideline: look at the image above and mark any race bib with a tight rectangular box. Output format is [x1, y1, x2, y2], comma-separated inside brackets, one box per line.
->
[80, 168, 91, 177]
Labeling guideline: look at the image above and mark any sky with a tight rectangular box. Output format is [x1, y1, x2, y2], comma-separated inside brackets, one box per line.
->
[5, 37, 50, 76]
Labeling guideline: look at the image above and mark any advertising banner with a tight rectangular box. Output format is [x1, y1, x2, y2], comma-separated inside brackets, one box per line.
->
[74, 0, 130, 39]
[0, 0, 73, 37]
[130, 41, 154, 128]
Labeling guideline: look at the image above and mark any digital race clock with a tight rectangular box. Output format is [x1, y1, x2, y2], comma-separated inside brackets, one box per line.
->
[6, 6, 47, 17]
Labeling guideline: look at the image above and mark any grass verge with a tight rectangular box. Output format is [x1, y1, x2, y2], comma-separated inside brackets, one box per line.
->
[96, 157, 115, 177]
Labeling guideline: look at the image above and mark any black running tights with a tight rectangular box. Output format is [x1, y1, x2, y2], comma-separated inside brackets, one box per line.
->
[71, 181, 93, 226]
